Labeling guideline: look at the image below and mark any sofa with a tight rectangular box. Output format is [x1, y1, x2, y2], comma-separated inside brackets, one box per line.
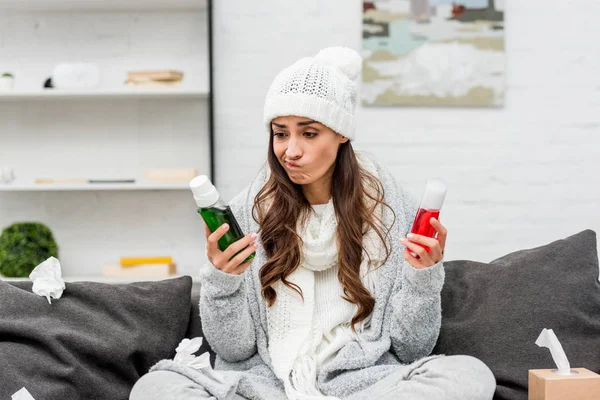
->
[1, 230, 599, 400]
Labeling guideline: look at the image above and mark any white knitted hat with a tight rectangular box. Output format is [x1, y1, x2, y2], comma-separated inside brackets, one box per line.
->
[263, 46, 362, 140]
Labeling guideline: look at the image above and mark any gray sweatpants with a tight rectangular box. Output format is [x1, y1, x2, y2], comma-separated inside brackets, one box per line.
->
[130, 355, 496, 400]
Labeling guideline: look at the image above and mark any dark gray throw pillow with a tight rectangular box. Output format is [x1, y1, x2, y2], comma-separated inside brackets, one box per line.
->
[0, 276, 192, 400]
[433, 230, 600, 400]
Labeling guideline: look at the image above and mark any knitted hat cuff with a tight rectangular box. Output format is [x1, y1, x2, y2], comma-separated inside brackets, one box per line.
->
[264, 93, 355, 140]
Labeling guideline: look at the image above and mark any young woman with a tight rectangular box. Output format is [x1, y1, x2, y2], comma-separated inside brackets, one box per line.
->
[131, 46, 495, 400]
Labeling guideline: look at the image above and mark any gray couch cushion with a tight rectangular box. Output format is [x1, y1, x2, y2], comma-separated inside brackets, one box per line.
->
[433, 230, 600, 400]
[0, 276, 192, 400]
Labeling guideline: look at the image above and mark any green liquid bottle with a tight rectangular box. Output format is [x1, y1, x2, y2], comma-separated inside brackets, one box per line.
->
[189, 175, 255, 263]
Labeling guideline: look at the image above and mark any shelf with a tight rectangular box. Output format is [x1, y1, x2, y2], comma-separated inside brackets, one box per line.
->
[1, 275, 201, 284]
[0, 0, 207, 11]
[0, 182, 191, 191]
[0, 87, 209, 101]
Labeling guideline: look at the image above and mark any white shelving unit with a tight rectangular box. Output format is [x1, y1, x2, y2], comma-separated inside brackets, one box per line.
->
[0, 2, 213, 280]
[0, 182, 190, 191]
[0, 88, 209, 101]
[0, 0, 207, 11]
[1, 275, 201, 285]
[0, 5, 212, 189]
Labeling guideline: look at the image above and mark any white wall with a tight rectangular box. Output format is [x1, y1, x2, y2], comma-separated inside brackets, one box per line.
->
[1, 0, 598, 279]
[213, 0, 600, 262]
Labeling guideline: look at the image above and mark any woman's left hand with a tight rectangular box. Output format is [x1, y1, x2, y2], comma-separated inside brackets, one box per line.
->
[400, 218, 447, 269]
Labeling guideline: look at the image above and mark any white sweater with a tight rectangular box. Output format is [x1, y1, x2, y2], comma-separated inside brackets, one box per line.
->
[311, 204, 357, 370]
[199, 153, 446, 400]
[314, 265, 356, 367]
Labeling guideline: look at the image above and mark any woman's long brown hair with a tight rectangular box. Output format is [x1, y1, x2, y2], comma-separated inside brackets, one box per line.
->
[252, 134, 394, 328]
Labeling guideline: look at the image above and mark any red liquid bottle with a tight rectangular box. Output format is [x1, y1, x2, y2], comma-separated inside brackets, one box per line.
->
[409, 179, 447, 256]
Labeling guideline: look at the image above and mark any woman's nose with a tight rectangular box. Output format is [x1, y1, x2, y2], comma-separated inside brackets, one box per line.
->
[285, 137, 302, 159]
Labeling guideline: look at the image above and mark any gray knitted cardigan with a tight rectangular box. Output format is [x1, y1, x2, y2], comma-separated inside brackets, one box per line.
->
[198, 155, 445, 399]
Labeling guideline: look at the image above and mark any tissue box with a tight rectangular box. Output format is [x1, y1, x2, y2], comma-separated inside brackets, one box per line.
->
[528, 368, 600, 400]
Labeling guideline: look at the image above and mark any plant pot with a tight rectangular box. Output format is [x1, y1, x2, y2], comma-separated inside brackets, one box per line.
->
[0, 76, 15, 92]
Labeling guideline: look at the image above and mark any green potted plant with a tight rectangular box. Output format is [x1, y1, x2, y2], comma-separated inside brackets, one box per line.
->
[0, 72, 15, 92]
[0, 222, 59, 277]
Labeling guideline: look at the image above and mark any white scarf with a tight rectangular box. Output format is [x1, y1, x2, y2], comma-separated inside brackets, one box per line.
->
[266, 155, 385, 399]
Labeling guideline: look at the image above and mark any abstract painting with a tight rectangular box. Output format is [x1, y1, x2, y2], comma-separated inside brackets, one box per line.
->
[362, 0, 505, 107]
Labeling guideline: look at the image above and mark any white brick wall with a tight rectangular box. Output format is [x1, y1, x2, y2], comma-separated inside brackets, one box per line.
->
[1, 0, 598, 279]
[213, 0, 600, 262]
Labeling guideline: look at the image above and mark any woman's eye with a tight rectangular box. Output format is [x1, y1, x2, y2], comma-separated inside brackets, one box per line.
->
[304, 131, 318, 138]
[273, 132, 288, 139]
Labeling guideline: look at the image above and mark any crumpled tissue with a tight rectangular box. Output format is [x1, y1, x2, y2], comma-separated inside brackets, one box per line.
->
[29, 256, 66, 304]
[11, 387, 36, 400]
[150, 337, 239, 399]
[174, 337, 225, 382]
[535, 328, 571, 375]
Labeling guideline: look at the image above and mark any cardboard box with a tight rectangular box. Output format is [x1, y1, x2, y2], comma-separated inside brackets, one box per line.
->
[529, 368, 600, 400]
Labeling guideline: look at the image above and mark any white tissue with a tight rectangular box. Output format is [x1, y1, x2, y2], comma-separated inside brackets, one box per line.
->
[535, 328, 571, 375]
[12, 387, 36, 400]
[174, 338, 207, 366]
[28, 256, 66, 304]
[174, 337, 225, 382]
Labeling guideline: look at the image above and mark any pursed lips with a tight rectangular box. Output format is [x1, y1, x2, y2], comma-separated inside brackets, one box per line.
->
[285, 160, 300, 168]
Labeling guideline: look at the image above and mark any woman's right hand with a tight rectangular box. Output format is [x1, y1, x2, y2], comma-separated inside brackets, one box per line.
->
[204, 224, 259, 275]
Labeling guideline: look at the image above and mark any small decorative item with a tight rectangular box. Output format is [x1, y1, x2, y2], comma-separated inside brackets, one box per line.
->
[0, 222, 59, 277]
[52, 63, 100, 90]
[0, 166, 15, 184]
[0, 72, 15, 92]
[43, 77, 54, 89]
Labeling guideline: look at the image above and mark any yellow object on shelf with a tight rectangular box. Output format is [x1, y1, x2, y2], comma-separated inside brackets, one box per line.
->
[120, 256, 173, 267]
[127, 69, 184, 82]
[126, 70, 184, 86]
[103, 263, 177, 278]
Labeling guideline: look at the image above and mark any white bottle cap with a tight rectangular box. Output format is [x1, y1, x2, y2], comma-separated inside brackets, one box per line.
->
[419, 179, 447, 211]
[189, 175, 219, 208]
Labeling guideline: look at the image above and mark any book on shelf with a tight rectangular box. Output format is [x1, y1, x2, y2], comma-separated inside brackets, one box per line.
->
[127, 70, 184, 81]
[125, 69, 184, 87]
[120, 256, 174, 267]
[103, 263, 177, 278]
[125, 80, 183, 88]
